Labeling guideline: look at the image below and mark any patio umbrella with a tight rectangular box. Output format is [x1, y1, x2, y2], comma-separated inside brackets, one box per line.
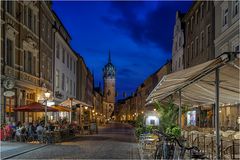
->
[14, 102, 58, 112]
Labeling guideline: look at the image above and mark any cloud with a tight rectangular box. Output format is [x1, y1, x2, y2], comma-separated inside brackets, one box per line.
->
[102, 1, 192, 53]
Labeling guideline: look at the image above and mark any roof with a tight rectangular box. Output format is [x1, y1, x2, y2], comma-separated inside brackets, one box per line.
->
[146, 52, 240, 106]
[52, 10, 72, 40]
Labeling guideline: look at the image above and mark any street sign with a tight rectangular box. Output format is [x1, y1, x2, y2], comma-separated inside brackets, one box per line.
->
[3, 91, 15, 97]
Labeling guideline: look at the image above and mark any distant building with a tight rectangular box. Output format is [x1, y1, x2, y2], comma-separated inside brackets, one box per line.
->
[103, 50, 116, 120]
[172, 11, 185, 72]
[214, 1, 239, 57]
[76, 55, 88, 103]
[115, 61, 171, 122]
[183, 1, 215, 68]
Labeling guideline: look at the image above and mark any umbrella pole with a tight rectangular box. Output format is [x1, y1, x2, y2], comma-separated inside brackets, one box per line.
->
[215, 68, 220, 159]
[179, 90, 182, 128]
[45, 100, 47, 127]
[70, 99, 72, 123]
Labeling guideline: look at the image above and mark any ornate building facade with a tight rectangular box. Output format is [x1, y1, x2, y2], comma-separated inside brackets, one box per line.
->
[1, 1, 54, 123]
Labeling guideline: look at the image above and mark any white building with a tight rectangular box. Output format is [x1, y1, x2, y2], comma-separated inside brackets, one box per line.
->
[214, 1, 239, 57]
[172, 11, 185, 72]
[53, 13, 77, 105]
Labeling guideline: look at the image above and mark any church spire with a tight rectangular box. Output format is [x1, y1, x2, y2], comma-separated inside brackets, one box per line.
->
[108, 49, 111, 63]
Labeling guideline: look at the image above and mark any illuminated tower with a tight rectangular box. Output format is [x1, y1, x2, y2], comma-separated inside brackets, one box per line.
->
[103, 50, 116, 104]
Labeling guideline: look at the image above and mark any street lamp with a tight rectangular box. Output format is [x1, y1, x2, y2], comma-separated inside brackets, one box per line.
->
[44, 90, 51, 127]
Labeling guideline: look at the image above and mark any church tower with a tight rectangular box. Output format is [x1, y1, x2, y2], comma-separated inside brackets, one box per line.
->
[103, 50, 116, 104]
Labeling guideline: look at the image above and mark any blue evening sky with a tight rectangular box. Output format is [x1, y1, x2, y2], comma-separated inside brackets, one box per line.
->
[52, 1, 193, 99]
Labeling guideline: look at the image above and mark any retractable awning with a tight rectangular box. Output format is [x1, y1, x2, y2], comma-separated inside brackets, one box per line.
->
[59, 98, 93, 108]
[51, 105, 72, 112]
[146, 52, 240, 105]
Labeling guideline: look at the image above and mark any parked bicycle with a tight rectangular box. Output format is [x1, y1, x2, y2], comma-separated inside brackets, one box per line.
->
[153, 130, 208, 159]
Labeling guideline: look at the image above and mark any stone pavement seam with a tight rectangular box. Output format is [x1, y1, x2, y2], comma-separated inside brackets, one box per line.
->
[1, 144, 48, 160]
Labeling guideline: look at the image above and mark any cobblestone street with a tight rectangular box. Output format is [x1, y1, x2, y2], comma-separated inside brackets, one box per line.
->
[4, 122, 139, 159]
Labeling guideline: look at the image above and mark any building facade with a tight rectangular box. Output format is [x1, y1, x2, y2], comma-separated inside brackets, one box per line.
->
[76, 55, 88, 103]
[183, 1, 215, 69]
[1, 1, 54, 123]
[116, 61, 172, 122]
[172, 11, 185, 72]
[214, 1, 239, 131]
[53, 13, 77, 103]
[214, 1, 239, 57]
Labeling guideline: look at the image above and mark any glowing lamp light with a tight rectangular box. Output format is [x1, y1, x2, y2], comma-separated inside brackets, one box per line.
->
[154, 109, 156, 111]
[84, 106, 88, 110]
[44, 90, 51, 99]
[92, 110, 95, 113]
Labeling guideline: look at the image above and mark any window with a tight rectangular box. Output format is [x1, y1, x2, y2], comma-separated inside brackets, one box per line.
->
[223, 8, 228, 26]
[6, 1, 13, 15]
[191, 42, 194, 59]
[70, 79, 72, 95]
[235, 45, 239, 52]
[195, 10, 199, 24]
[196, 37, 199, 56]
[70, 57, 72, 71]
[62, 48, 65, 63]
[28, 8, 32, 30]
[201, 3, 204, 18]
[24, 6, 27, 25]
[179, 57, 181, 68]
[28, 51, 32, 74]
[62, 73, 65, 90]
[201, 31, 204, 51]
[56, 43, 60, 59]
[207, 25, 211, 46]
[187, 46, 190, 65]
[73, 61, 75, 74]
[33, 56, 36, 75]
[66, 77, 69, 93]
[6, 39, 14, 67]
[150, 120, 155, 125]
[33, 15, 37, 33]
[191, 16, 193, 31]
[67, 53, 69, 68]
[206, 1, 209, 11]
[56, 69, 60, 88]
[73, 82, 75, 96]
[233, 0, 239, 17]
[24, 51, 34, 74]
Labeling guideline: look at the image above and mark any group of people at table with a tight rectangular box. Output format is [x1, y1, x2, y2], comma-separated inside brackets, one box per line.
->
[0, 119, 76, 143]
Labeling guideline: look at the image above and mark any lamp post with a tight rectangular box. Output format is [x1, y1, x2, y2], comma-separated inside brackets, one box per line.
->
[44, 90, 51, 127]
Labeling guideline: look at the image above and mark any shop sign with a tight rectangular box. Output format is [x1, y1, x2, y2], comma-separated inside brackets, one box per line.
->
[3, 91, 15, 97]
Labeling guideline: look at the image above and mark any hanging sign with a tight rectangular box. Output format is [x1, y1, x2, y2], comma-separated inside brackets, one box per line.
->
[3, 91, 15, 97]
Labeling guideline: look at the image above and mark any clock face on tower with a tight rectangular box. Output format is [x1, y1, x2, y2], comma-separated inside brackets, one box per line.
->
[3, 78, 15, 90]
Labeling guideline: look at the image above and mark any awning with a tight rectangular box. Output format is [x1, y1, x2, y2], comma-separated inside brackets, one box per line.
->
[146, 52, 240, 105]
[14, 102, 58, 112]
[59, 98, 93, 108]
[51, 105, 72, 112]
